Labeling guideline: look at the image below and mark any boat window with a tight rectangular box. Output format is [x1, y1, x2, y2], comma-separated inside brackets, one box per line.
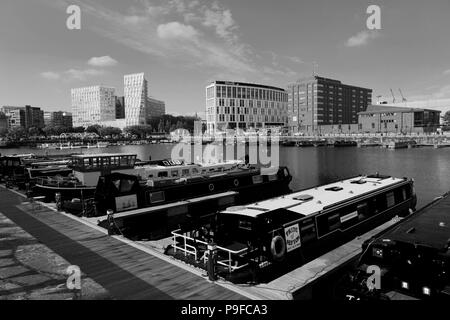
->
[316, 215, 329, 237]
[386, 191, 395, 208]
[181, 169, 190, 177]
[120, 179, 135, 193]
[192, 168, 199, 174]
[395, 187, 406, 203]
[158, 171, 168, 178]
[238, 219, 252, 231]
[300, 219, 317, 243]
[171, 170, 179, 177]
[149, 191, 165, 204]
[328, 212, 341, 231]
[357, 202, 370, 220]
[111, 179, 121, 191]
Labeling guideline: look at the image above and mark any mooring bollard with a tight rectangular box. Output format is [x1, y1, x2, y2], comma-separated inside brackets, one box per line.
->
[206, 242, 217, 281]
[107, 209, 115, 236]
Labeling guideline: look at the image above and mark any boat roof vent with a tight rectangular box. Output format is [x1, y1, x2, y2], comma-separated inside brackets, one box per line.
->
[325, 186, 344, 192]
[293, 194, 314, 201]
[351, 179, 367, 184]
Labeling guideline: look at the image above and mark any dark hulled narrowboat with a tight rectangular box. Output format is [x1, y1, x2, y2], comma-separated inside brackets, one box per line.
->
[337, 192, 450, 300]
[167, 174, 417, 283]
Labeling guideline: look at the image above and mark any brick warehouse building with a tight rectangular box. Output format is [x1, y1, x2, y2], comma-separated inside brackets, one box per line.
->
[287, 76, 372, 134]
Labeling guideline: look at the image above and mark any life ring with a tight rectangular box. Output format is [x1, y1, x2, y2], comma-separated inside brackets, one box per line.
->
[270, 236, 286, 261]
[233, 179, 240, 187]
[208, 183, 215, 192]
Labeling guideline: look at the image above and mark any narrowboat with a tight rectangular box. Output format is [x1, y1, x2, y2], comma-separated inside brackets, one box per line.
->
[32, 153, 139, 201]
[337, 192, 450, 300]
[93, 164, 292, 217]
[296, 140, 314, 147]
[166, 174, 417, 283]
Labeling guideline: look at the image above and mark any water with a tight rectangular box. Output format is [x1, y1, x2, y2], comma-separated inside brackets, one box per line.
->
[2, 145, 449, 208]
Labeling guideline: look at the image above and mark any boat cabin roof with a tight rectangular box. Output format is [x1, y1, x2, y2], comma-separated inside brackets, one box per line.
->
[222, 174, 408, 219]
[72, 153, 137, 159]
[379, 193, 450, 251]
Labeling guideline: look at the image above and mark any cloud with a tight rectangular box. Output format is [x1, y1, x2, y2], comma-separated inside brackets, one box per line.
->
[41, 0, 298, 83]
[65, 69, 105, 80]
[40, 71, 61, 80]
[444, 69, 450, 75]
[346, 30, 380, 47]
[157, 22, 199, 40]
[287, 56, 304, 64]
[202, 8, 237, 41]
[87, 56, 118, 67]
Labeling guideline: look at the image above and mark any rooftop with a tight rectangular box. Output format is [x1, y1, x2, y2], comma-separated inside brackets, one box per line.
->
[72, 153, 137, 159]
[359, 105, 442, 115]
[209, 81, 286, 92]
[222, 175, 408, 218]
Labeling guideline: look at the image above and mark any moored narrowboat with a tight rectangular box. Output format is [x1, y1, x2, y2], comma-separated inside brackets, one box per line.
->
[337, 192, 450, 300]
[166, 174, 417, 283]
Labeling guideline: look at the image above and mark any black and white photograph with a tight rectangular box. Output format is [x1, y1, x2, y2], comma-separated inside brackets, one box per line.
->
[0, 0, 449, 309]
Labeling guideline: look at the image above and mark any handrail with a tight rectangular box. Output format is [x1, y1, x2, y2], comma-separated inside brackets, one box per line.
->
[171, 229, 249, 273]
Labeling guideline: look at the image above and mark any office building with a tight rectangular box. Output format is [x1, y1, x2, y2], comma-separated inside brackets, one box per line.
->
[0, 112, 8, 131]
[205, 81, 288, 133]
[358, 105, 441, 134]
[71, 86, 116, 127]
[146, 97, 166, 120]
[287, 76, 372, 134]
[1, 106, 26, 129]
[124, 73, 148, 127]
[25, 105, 44, 129]
[116, 96, 125, 119]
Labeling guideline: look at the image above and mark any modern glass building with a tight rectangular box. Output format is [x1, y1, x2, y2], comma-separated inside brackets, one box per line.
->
[71, 86, 116, 127]
[124, 73, 148, 127]
[205, 81, 288, 133]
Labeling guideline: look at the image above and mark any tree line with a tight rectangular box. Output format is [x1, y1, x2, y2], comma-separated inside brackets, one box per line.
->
[0, 115, 202, 140]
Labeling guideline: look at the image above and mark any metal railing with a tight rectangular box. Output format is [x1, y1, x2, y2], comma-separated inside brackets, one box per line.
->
[171, 229, 249, 273]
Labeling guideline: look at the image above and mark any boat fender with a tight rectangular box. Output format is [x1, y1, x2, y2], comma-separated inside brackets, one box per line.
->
[208, 183, 215, 192]
[233, 179, 240, 187]
[270, 236, 286, 261]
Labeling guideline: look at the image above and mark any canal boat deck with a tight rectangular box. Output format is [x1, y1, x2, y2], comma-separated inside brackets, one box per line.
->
[0, 186, 246, 300]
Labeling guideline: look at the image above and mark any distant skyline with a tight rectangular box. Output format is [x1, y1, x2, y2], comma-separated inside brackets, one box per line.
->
[1, 0, 450, 115]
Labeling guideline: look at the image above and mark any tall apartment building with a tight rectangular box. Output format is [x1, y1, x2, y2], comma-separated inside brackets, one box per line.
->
[25, 105, 44, 129]
[146, 97, 166, 120]
[205, 81, 288, 133]
[0, 112, 8, 131]
[45, 111, 73, 128]
[1, 106, 26, 129]
[124, 73, 148, 127]
[71, 86, 116, 127]
[115, 96, 125, 119]
[287, 76, 372, 134]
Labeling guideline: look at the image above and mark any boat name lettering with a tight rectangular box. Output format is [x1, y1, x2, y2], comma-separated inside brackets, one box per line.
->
[284, 224, 301, 252]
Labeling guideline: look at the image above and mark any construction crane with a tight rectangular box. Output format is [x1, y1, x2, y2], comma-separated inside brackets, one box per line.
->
[398, 88, 407, 102]
[390, 88, 396, 104]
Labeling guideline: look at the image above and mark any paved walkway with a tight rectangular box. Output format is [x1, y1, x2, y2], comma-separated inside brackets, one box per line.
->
[0, 187, 244, 300]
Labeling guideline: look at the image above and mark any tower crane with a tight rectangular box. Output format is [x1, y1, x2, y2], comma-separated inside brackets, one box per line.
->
[398, 88, 407, 102]
[390, 89, 396, 104]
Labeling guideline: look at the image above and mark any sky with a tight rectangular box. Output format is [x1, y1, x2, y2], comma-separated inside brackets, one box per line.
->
[1, 0, 450, 116]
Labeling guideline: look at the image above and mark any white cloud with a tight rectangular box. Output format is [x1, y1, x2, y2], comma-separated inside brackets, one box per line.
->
[40, 71, 61, 80]
[443, 69, 450, 75]
[65, 69, 105, 81]
[287, 56, 304, 64]
[87, 56, 118, 67]
[202, 8, 237, 41]
[346, 30, 380, 47]
[157, 22, 199, 40]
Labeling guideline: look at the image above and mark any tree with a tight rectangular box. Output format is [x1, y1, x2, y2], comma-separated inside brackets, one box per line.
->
[71, 126, 85, 133]
[0, 128, 8, 137]
[8, 126, 26, 139]
[86, 124, 101, 135]
[28, 126, 41, 137]
[99, 126, 122, 137]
